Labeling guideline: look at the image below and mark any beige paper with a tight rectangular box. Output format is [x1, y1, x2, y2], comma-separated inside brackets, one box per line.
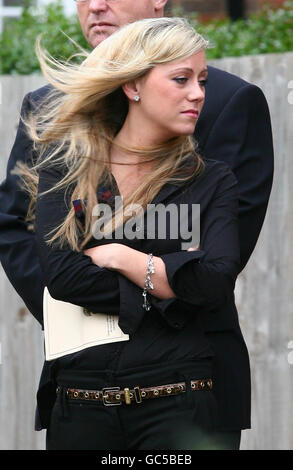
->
[43, 287, 129, 361]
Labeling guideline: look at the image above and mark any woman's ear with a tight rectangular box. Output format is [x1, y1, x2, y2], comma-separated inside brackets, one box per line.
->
[154, 0, 169, 12]
[122, 81, 140, 102]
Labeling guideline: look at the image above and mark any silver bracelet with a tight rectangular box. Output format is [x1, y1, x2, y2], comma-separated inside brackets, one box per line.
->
[142, 253, 155, 311]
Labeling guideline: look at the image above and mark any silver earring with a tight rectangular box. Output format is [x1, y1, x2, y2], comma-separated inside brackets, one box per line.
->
[134, 95, 140, 102]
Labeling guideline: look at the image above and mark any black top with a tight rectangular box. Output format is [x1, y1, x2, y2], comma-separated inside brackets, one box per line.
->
[35, 158, 240, 373]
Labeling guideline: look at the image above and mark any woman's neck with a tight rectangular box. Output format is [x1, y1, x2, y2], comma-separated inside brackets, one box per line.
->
[113, 111, 173, 156]
[109, 145, 154, 175]
[111, 122, 157, 168]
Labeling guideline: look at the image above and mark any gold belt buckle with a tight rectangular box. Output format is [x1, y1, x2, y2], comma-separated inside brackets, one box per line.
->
[102, 387, 121, 406]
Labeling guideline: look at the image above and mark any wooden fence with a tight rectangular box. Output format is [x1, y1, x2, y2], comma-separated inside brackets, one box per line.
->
[0, 52, 293, 450]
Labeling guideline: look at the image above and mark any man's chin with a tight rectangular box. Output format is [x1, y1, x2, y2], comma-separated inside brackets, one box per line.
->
[88, 27, 118, 48]
[88, 33, 109, 48]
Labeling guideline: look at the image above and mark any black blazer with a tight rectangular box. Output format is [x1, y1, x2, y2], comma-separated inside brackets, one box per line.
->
[0, 65, 274, 431]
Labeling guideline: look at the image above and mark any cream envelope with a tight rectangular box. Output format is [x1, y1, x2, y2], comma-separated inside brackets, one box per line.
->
[43, 287, 129, 361]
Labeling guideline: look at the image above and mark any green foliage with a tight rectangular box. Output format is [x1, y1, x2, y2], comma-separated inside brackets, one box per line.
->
[184, 0, 293, 59]
[0, 0, 89, 74]
[0, 0, 292, 74]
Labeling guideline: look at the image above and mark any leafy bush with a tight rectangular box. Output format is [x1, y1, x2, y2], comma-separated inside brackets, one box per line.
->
[0, 0, 292, 74]
[184, 0, 293, 59]
[0, 0, 87, 74]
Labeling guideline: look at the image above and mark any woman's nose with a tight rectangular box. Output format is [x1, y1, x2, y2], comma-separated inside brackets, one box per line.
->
[188, 82, 205, 102]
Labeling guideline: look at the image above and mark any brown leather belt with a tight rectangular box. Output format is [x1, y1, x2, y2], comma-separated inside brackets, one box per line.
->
[56, 379, 213, 406]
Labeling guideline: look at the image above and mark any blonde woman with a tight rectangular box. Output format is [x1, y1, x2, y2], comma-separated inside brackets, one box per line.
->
[17, 18, 243, 450]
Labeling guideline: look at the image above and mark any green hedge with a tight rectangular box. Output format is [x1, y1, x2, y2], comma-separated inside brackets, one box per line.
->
[0, 0, 292, 74]
[0, 1, 87, 74]
[188, 0, 293, 58]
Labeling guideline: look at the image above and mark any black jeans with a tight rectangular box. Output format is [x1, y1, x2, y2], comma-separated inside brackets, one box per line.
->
[45, 360, 240, 450]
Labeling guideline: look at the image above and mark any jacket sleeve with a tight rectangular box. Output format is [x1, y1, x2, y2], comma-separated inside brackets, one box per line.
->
[151, 165, 240, 328]
[35, 163, 146, 335]
[0, 93, 45, 326]
[202, 84, 274, 272]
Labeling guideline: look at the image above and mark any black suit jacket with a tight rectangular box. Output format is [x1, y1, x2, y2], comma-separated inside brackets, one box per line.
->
[0, 66, 274, 431]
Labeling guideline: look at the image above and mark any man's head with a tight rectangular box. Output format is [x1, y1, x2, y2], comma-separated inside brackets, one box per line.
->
[76, 0, 169, 48]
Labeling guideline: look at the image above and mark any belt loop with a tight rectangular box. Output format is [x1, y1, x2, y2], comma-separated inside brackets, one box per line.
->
[57, 386, 69, 420]
[180, 371, 192, 395]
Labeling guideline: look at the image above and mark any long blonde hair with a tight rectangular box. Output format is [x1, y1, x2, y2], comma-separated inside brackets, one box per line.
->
[14, 17, 209, 251]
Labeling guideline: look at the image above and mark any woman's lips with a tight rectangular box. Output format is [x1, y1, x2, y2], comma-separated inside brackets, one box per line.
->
[181, 110, 199, 118]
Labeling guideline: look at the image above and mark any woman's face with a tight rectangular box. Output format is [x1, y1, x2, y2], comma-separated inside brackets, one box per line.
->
[133, 50, 208, 143]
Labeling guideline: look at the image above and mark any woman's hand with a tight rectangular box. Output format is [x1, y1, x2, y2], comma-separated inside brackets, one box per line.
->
[83, 243, 127, 270]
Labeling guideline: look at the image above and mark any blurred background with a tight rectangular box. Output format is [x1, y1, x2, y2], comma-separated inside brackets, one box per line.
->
[0, 0, 293, 450]
[0, 0, 290, 28]
[169, 0, 286, 20]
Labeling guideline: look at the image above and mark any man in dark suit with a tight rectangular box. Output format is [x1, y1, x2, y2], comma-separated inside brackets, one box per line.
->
[0, 0, 274, 449]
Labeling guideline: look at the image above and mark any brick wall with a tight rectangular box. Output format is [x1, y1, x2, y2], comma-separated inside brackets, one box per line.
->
[168, 0, 287, 20]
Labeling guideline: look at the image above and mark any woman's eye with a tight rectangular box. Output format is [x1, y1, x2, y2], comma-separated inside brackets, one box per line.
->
[199, 79, 208, 87]
[173, 77, 188, 84]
